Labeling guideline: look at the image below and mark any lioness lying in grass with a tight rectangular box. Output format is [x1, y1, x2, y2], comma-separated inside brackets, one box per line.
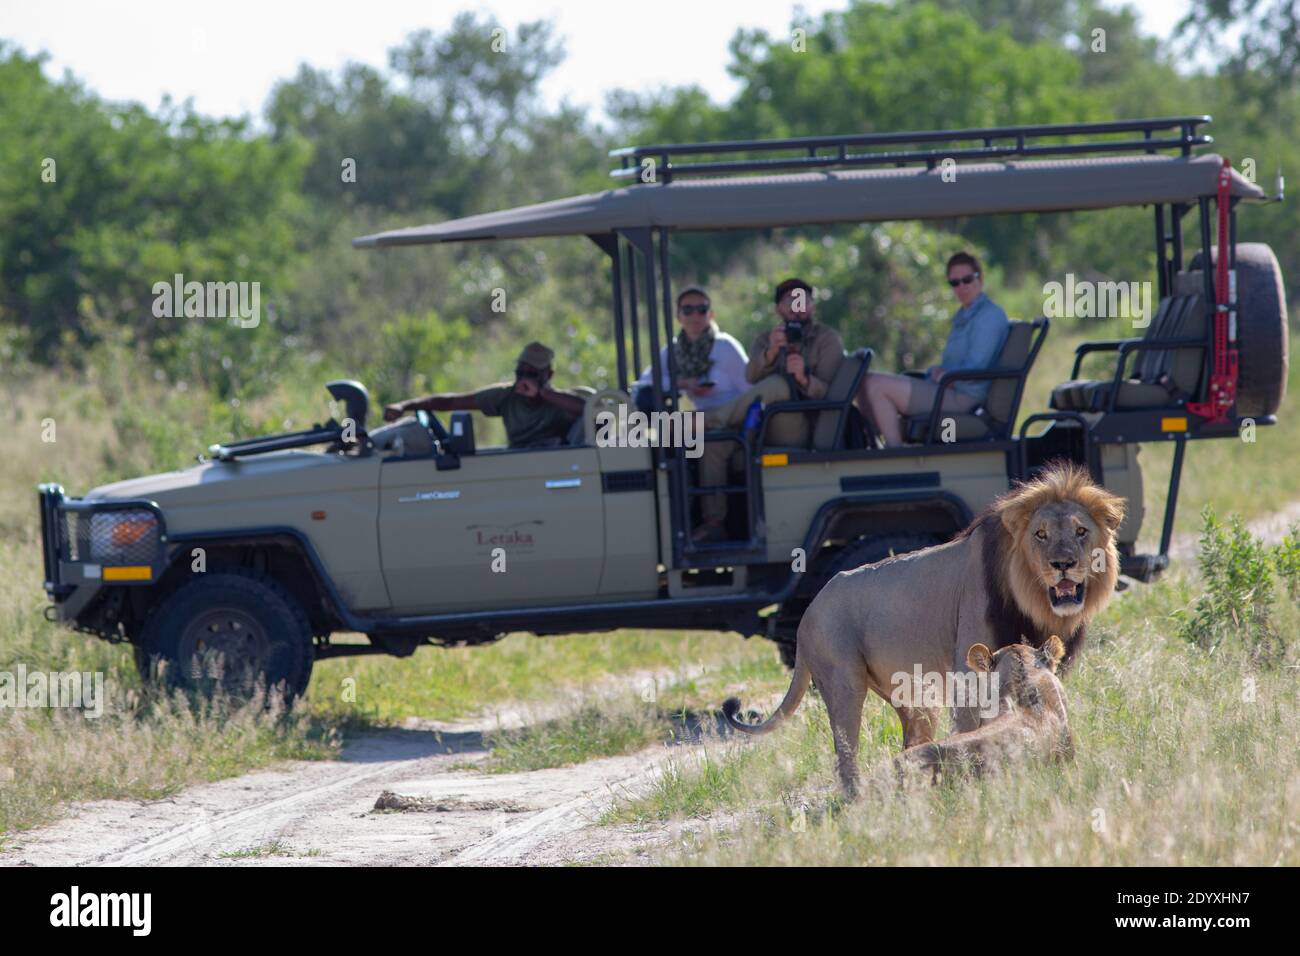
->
[893, 635, 1073, 784]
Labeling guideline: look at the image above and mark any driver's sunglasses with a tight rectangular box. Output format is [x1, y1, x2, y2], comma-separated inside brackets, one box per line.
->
[514, 365, 542, 379]
[948, 272, 980, 288]
[678, 303, 711, 316]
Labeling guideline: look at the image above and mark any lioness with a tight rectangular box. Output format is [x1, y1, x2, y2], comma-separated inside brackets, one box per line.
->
[722, 461, 1123, 796]
[893, 636, 1073, 785]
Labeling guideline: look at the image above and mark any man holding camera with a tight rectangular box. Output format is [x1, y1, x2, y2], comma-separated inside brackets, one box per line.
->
[743, 278, 845, 406]
[693, 278, 845, 542]
[382, 341, 586, 449]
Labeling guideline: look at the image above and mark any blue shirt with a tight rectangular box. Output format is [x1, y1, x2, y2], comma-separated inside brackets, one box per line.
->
[933, 293, 1011, 402]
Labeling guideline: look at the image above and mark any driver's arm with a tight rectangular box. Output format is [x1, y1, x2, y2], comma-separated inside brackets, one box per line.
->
[384, 393, 478, 421]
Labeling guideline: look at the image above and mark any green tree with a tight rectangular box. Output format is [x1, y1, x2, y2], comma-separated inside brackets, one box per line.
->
[0, 44, 308, 363]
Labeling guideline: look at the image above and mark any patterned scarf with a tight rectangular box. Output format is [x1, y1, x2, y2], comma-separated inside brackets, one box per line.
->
[673, 322, 716, 380]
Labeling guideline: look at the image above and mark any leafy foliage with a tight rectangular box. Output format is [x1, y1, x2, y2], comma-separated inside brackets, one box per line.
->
[0, 44, 307, 360]
[1178, 508, 1285, 664]
[3, 0, 1298, 407]
[1273, 522, 1300, 601]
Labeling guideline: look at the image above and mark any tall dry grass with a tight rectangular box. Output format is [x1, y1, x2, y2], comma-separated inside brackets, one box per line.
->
[612, 566, 1300, 865]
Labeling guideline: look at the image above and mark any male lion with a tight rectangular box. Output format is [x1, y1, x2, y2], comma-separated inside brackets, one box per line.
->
[893, 636, 1074, 785]
[722, 461, 1123, 796]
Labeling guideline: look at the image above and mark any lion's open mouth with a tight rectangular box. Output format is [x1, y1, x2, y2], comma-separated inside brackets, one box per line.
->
[1048, 578, 1085, 607]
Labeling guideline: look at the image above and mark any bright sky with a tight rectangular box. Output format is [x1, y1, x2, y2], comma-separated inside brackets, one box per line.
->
[2, 0, 1193, 121]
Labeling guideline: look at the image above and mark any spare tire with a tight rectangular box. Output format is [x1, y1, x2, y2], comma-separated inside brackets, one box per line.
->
[1186, 242, 1289, 418]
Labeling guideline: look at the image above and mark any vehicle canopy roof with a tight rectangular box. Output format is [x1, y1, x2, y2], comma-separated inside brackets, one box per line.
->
[353, 118, 1264, 249]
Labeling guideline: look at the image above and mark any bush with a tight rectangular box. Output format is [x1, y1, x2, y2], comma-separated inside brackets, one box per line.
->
[1177, 507, 1284, 665]
[1273, 522, 1300, 602]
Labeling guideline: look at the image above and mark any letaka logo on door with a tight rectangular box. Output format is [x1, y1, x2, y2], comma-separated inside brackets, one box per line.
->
[468, 520, 543, 552]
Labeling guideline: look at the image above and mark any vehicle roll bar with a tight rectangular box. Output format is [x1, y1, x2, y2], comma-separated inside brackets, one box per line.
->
[612, 117, 1212, 182]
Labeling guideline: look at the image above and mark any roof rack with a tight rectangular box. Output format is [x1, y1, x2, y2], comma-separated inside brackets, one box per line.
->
[610, 116, 1212, 183]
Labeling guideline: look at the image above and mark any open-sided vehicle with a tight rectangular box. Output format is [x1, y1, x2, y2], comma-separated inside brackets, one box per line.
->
[38, 117, 1288, 691]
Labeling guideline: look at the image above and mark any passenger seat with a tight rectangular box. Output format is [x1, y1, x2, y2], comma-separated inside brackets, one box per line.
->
[903, 319, 1045, 443]
[1049, 293, 1207, 413]
[810, 350, 871, 451]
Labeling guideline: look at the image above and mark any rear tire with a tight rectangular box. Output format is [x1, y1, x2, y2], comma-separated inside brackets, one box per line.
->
[137, 570, 314, 699]
[820, 531, 944, 582]
[1189, 242, 1289, 418]
[777, 639, 798, 670]
[775, 531, 944, 670]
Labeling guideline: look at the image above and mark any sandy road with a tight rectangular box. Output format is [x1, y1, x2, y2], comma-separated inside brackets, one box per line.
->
[0, 713, 693, 867]
[0, 661, 732, 867]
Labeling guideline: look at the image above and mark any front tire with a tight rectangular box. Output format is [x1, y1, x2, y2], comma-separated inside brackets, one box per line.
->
[137, 570, 314, 699]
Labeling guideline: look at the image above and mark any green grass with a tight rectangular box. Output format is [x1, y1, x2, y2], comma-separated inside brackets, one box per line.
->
[217, 841, 320, 859]
[478, 704, 665, 774]
[474, 648, 789, 773]
[607, 566, 1300, 865]
[304, 630, 778, 727]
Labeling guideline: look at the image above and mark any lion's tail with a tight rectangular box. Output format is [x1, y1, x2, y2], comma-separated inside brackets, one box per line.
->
[721, 654, 812, 735]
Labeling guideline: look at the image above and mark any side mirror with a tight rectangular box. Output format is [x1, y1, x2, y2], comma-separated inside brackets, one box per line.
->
[326, 380, 370, 435]
[447, 412, 476, 455]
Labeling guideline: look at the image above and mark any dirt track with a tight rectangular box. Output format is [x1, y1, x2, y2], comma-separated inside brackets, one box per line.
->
[0, 710, 697, 867]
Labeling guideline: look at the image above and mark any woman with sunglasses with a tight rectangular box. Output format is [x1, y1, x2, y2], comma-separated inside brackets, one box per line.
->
[633, 286, 749, 412]
[857, 252, 1010, 448]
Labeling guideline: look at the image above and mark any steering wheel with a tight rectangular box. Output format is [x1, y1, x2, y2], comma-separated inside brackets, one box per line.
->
[415, 409, 451, 445]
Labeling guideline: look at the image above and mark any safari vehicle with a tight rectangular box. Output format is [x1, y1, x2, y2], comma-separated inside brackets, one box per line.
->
[38, 117, 1288, 692]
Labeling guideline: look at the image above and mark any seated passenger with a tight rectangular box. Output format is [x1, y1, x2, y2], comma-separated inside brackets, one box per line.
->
[694, 278, 845, 543]
[383, 342, 587, 449]
[634, 285, 749, 411]
[858, 252, 1010, 447]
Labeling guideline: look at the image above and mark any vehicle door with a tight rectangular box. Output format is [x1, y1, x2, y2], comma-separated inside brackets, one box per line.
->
[378, 444, 605, 613]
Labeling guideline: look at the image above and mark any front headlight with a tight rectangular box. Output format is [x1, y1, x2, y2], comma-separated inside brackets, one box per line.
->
[87, 510, 161, 563]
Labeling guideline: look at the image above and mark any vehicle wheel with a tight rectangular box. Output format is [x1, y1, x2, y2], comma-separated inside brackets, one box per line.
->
[1189, 242, 1288, 418]
[775, 532, 944, 670]
[137, 570, 314, 699]
[777, 639, 798, 670]
[821, 531, 944, 580]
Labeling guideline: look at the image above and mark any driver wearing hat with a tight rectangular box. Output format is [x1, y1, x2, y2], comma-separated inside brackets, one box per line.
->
[383, 342, 587, 449]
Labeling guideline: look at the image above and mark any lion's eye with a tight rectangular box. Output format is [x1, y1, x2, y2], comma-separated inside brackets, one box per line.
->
[1076, 526, 1087, 537]
[1035, 529, 1047, 540]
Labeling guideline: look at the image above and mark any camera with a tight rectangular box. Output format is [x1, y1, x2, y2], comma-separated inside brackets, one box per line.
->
[784, 319, 806, 346]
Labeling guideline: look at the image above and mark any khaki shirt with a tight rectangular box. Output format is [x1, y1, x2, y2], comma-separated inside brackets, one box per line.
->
[473, 383, 582, 448]
[746, 322, 845, 400]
